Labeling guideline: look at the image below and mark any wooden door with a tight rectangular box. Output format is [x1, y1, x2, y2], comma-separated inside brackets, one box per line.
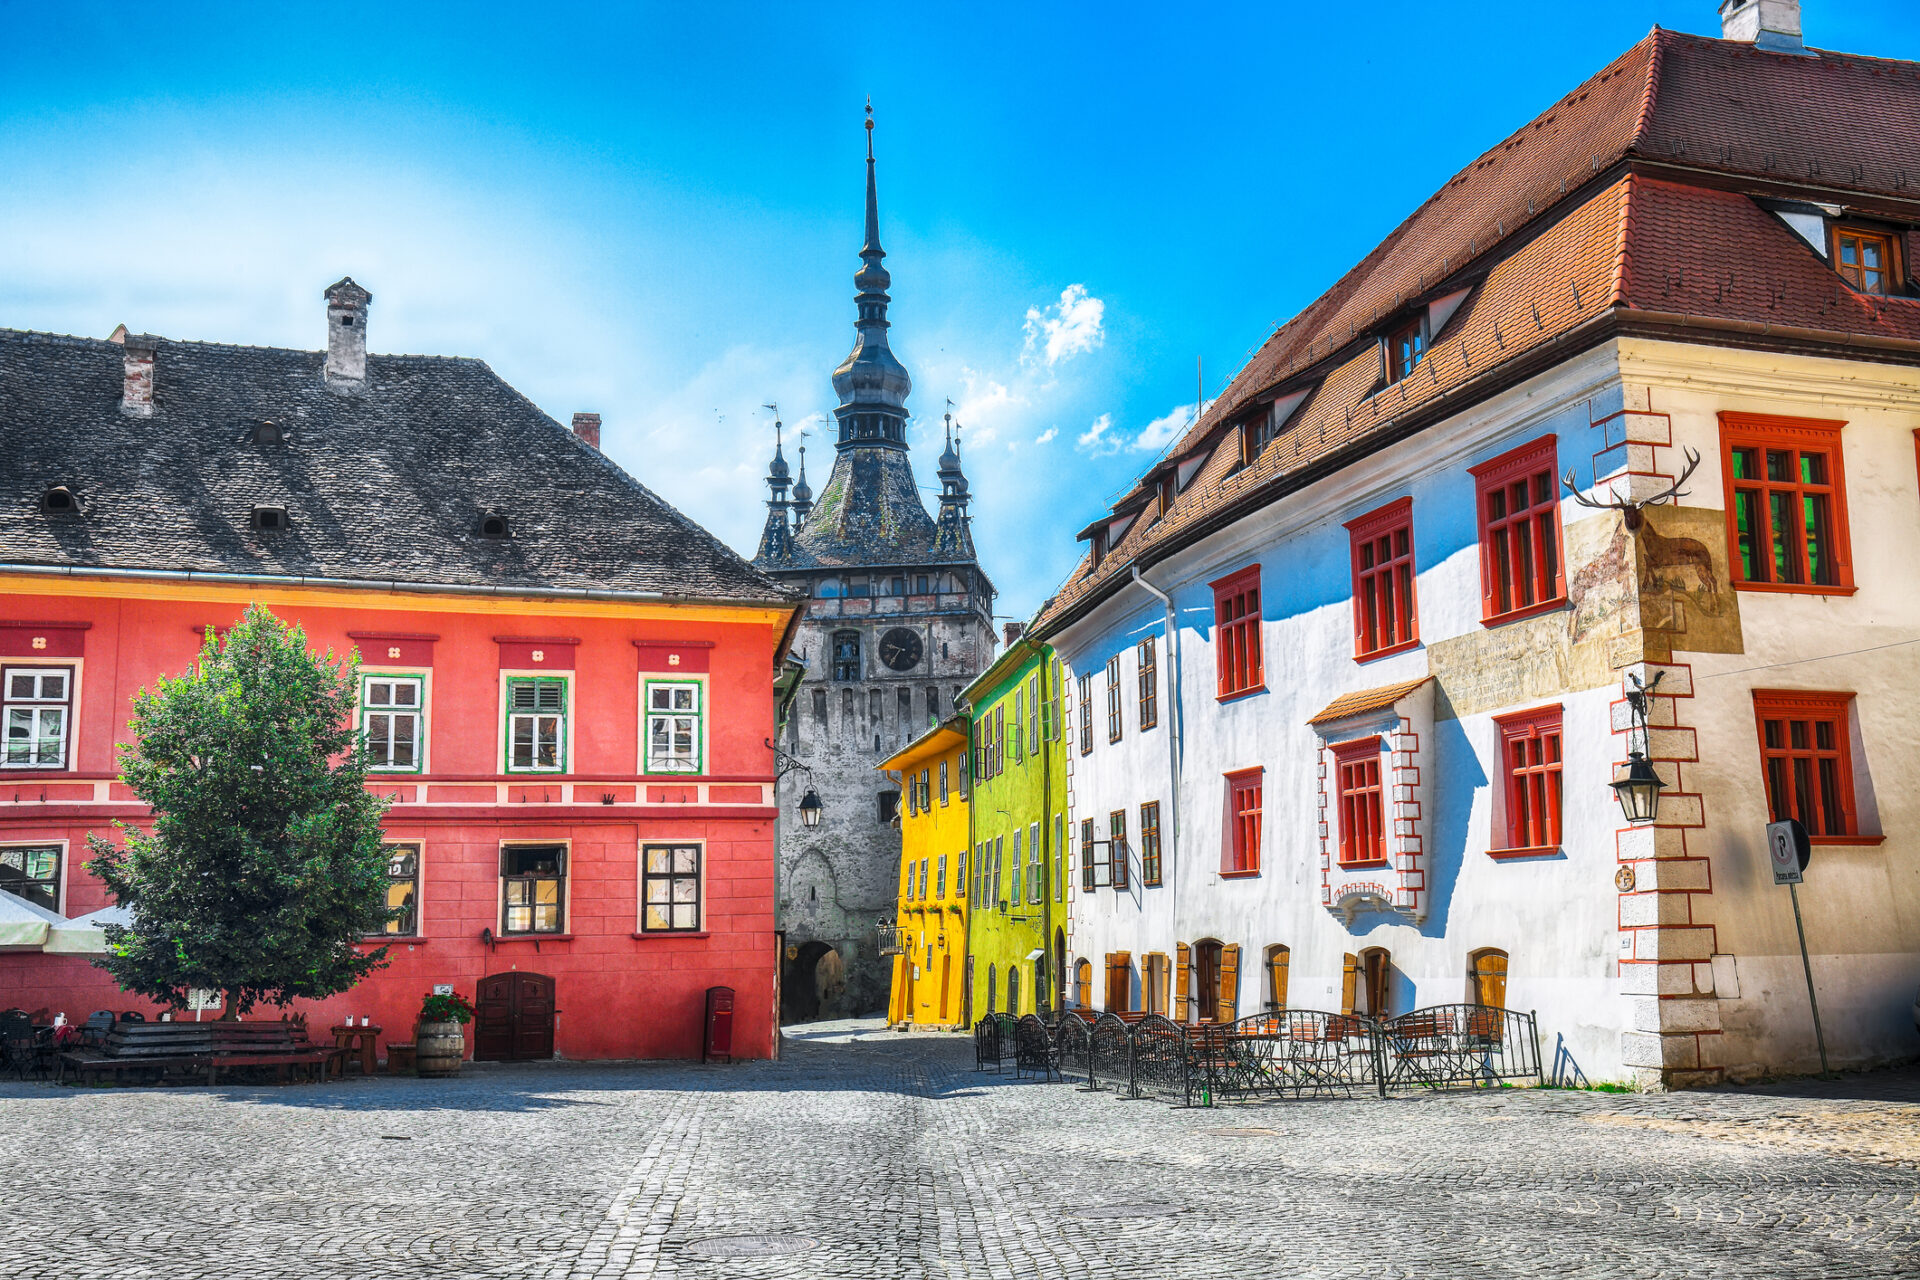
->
[474, 972, 555, 1062]
[1471, 950, 1509, 1007]
[1194, 941, 1222, 1022]
[939, 954, 952, 1023]
[1361, 949, 1390, 1017]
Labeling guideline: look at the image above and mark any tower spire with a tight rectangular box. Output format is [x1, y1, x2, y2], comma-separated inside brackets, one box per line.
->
[790, 441, 813, 524]
[831, 101, 911, 452]
[933, 406, 974, 558]
[755, 408, 795, 563]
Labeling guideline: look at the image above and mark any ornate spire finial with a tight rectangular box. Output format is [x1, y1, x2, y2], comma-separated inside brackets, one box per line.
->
[865, 97, 874, 160]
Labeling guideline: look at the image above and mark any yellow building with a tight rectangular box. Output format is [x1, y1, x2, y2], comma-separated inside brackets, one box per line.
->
[879, 717, 970, 1027]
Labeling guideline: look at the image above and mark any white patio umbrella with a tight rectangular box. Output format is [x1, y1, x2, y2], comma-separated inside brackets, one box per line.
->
[0, 891, 65, 949]
[44, 902, 132, 955]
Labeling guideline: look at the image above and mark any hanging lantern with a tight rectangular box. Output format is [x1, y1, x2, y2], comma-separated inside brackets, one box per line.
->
[1611, 752, 1665, 825]
[798, 787, 824, 828]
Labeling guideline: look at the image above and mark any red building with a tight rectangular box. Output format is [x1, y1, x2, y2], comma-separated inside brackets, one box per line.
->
[0, 281, 802, 1061]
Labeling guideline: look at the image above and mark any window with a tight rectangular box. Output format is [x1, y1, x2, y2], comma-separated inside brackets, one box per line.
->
[1753, 690, 1859, 840]
[956, 849, 967, 899]
[501, 845, 565, 934]
[919, 768, 931, 812]
[1139, 801, 1162, 887]
[1333, 738, 1386, 867]
[995, 704, 1006, 776]
[642, 843, 701, 932]
[1265, 944, 1290, 1011]
[1833, 225, 1896, 295]
[1105, 654, 1123, 742]
[1074, 958, 1092, 1008]
[878, 791, 899, 824]
[1495, 706, 1563, 853]
[380, 844, 419, 936]
[1105, 951, 1132, 1012]
[1356, 946, 1392, 1017]
[937, 854, 947, 898]
[1028, 675, 1041, 754]
[3, 666, 72, 769]
[1077, 673, 1093, 754]
[1080, 817, 1096, 891]
[1719, 413, 1852, 594]
[1225, 769, 1262, 874]
[1346, 498, 1418, 659]
[1388, 316, 1426, 381]
[1211, 566, 1264, 699]
[939, 759, 949, 805]
[359, 677, 424, 773]
[644, 680, 703, 774]
[832, 631, 861, 681]
[505, 676, 567, 773]
[920, 857, 930, 901]
[0, 844, 60, 912]
[1027, 822, 1042, 904]
[1108, 809, 1129, 890]
[993, 836, 1005, 906]
[1010, 829, 1024, 905]
[1053, 814, 1064, 900]
[1013, 689, 1024, 763]
[250, 505, 288, 531]
[1470, 436, 1564, 624]
[1143, 952, 1170, 1017]
[1137, 637, 1158, 730]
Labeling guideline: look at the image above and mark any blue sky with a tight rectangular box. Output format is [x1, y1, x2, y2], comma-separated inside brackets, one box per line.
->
[2, 1, 1914, 621]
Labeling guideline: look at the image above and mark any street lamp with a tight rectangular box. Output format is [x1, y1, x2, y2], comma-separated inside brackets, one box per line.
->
[798, 787, 823, 828]
[767, 737, 825, 828]
[1612, 672, 1666, 825]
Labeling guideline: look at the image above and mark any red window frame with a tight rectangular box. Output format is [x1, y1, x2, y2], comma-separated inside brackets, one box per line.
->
[1224, 768, 1263, 876]
[1752, 690, 1863, 843]
[1344, 497, 1418, 660]
[1492, 705, 1562, 856]
[1332, 737, 1386, 868]
[1719, 412, 1854, 596]
[1469, 435, 1565, 625]
[1211, 565, 1264, 700]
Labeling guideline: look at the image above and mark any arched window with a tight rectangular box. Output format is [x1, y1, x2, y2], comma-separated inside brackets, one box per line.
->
[1007, 966, 1021, 1015]
[1264, 944, 1290, 1012]
[1073, 958, 1092, 1007]
[833, 631, 861, 681]
[984, 964, 997, 1014]
[1350, 946, 1392, 1017]
[1033, 955, 1048, 1011]
[1192, 939, 1234, 1023]
[1469, 948, 1509, 1008]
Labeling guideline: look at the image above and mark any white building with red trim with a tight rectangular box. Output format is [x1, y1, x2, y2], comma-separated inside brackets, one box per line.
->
[1038, 8, 1920, 1087]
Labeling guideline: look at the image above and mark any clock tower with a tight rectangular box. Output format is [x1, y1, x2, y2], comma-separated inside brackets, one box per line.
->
[753, 108, 998, 1023]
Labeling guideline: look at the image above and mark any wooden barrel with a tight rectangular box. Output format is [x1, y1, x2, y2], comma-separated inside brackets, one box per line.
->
[414, 1021, 465, 1077]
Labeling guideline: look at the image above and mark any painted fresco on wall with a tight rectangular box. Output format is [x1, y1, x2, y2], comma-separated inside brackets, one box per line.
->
[1431, 512, 1638, 720]
[1633, 504, 1743, 656]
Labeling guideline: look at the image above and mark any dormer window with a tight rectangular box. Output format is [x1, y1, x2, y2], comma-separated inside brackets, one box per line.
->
[479, 512, 510, 540]
[1091, 529, 1108, 569]
[40, 485, 78, 515]
[252, 420, 284, 446]
[1388, 316, 1427, 381]
[1832, 225, 1896, 295]
[250, 506, 288, 532]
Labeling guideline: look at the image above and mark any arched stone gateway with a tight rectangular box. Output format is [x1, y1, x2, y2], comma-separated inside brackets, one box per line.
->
[782, 940, 847, 1024]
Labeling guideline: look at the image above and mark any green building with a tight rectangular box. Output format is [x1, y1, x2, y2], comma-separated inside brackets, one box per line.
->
[960, 631, 1068, 1020]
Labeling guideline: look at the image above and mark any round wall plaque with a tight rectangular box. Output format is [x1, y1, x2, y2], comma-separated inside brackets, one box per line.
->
[1615, 865, 1636, 892]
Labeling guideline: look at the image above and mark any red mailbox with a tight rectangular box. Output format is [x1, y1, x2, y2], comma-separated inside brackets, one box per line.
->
[703, 985, 734, 1063]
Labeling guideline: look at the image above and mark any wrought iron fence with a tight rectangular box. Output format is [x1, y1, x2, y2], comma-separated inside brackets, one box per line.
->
[1379, 1004, 1543, 1090]
[976, 1004, 1543, 1104]
[1088, 1014, 1133, 1093]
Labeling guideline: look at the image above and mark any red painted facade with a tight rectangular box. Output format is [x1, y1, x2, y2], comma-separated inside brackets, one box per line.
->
[0, 582, 796, 1061]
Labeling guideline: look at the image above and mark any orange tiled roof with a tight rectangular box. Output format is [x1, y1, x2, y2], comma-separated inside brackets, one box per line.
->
[1309, 677, 1433, 727]
[1034, 29, 1920, 636]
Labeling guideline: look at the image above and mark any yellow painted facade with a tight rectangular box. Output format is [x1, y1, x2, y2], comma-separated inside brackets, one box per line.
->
[879, 719, 970, 1027]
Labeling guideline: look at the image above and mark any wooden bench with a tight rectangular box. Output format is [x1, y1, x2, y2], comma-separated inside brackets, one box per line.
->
[59, 1020, 343, 1086]
[203, 1022, 341, 1084]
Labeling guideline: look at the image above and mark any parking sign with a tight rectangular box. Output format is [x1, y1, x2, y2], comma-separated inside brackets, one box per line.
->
[1765, 819, 1810, 886]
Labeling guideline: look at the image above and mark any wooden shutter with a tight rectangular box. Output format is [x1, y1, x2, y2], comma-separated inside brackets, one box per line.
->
[1340, 953, 1359, 1016]
[1174, 942, 1191, 1023]
[1269, 948, 1290, 1010]
[1219, 944, 1240, 1022]
[1106, 951, 1131, 1012]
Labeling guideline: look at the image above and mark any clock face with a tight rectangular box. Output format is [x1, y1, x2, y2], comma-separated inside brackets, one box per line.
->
[878, 627, 924, 672]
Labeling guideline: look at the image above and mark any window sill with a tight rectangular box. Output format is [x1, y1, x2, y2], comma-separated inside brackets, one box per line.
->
[1732, 582, 1859, 598]
[1354, 638, 1421, 664]
[1215, 686, 1268, 705]
[1218, 868, 1261, 879]
[358, 936, 429, 945]
[1480, 598, 1568, 629]
[492, 932, 574, 944]
[1810, 834, 1884, 846]
[1334, 858, 1390, 870]
[630, 930, 709, 940]
[1487, 845, 1562, 861]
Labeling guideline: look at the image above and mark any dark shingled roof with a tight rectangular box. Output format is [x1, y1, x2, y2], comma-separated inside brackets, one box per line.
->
[0, 328, 795, 603]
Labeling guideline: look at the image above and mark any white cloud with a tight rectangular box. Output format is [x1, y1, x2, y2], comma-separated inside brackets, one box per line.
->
[1131, 398, 1211, 453]
[1022, 283, 1105, 368]
[1077, 412, 1121, 457]
[1034, 427, 1057, 445]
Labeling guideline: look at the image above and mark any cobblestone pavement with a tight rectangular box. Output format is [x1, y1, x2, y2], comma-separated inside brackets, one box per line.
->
[5, 1021, 1920, 1279]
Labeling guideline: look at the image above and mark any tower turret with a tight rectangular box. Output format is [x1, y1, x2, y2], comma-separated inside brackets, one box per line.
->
[933, 412, 975, 558]
[790, 444, 813, 525]
[755, 416, 794, 563]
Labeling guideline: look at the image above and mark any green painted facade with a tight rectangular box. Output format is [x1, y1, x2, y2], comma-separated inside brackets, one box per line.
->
[961, 635, 1068, 1020]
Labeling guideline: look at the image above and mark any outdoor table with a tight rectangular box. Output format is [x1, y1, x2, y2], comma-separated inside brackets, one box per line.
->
[330, 1025, 381, 1077]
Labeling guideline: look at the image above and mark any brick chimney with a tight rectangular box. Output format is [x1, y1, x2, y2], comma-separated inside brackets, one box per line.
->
[119, 333, 158, 418]
[1003, 622, 1024, 646]
[571, 412, 602, 450]
[1719, 0, 1806, 54]
[323, 277, 371, 392]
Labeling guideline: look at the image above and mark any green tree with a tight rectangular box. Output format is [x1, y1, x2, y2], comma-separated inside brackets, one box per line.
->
[87, 603, 392, 1016]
